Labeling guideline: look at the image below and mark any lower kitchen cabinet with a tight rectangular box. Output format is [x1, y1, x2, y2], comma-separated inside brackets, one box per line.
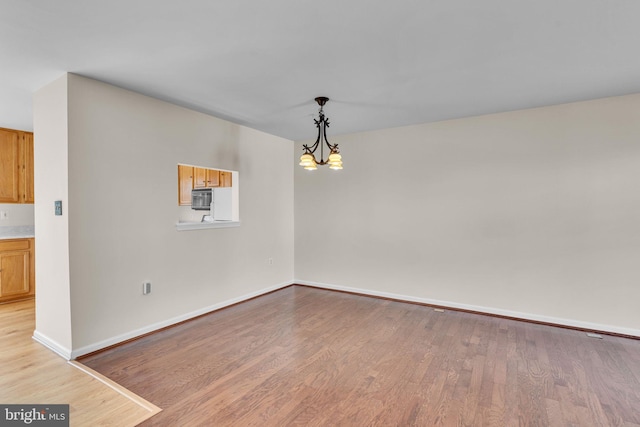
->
[0, 238, 35, 303]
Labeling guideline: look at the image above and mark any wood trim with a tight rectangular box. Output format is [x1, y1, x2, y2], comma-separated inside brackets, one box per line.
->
[69, 361, 162, 415]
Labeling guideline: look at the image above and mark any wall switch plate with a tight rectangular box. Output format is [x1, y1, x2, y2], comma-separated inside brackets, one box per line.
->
[54, 200, 62, 216]
[143, 282, 151, 295]
[0, 211, 7, 220]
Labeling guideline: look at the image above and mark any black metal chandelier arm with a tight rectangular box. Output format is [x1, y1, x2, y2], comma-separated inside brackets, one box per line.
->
[302, 137, 320, 154]
[299, 96, 343, 170]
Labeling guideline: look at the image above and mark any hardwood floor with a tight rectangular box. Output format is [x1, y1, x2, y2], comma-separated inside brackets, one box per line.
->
[0, 299, 160, 426]
[79, 285, 640, 426]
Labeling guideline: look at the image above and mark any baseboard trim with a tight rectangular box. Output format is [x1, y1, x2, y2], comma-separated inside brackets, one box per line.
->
[32, 330, 72, 360]
[72, 280, 294, 359]
[296, 280, 640, 339]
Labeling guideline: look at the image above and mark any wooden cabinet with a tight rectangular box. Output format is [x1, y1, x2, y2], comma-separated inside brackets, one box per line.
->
[178, 165, 193, 206]
[0, 128, 20, 203]
[193, 167, 221, 189]
[177, 165, 232, 206]
[193, 167, 207, 189]
[0, 127, 34, 204]
[220, 171, 232, 187]
[206, 169, 220, 187]
[0, 238, 35, 303]
[23, 132, 34, 203]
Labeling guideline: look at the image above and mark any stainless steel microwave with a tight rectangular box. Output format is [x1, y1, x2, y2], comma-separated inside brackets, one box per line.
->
[191, 188, 212, 210]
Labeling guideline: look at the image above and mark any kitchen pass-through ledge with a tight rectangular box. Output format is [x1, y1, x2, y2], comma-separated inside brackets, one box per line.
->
[175, 221, 240, 231]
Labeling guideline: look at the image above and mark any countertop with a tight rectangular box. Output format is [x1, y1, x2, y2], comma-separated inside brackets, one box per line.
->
[0, 225, 35, 240]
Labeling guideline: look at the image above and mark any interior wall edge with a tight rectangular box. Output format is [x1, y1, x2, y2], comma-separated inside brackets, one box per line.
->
[69, 280, 294, 359]
[295, 280, 640, 339]
[32, 330, 72, 360]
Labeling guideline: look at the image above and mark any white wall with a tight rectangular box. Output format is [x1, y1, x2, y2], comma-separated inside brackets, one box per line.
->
[0, 204, 34, 226]
[295, 94, 640, 336]
[35, 74, 294, 357]
[32, 74, 72, 355]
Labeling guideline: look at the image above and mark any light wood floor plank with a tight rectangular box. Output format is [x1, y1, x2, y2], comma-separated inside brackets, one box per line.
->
[0, 299, 160, 426]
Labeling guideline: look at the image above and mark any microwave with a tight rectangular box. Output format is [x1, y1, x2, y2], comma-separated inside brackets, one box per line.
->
[191, 188, 212, 210]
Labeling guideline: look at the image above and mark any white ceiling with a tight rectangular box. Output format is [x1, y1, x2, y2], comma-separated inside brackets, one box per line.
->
[2, 0, 640, 141]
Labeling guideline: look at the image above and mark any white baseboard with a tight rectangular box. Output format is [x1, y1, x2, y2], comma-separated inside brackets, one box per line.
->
[32, 330, 72, 360]
[296, 280, 640, 339]
[70, 281, 294, 359]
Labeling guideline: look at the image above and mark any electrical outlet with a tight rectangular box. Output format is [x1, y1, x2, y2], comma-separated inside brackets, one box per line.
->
[0, 211, 7, 220]
[434, 308, 445, 313]
[268, 258, 273, 265]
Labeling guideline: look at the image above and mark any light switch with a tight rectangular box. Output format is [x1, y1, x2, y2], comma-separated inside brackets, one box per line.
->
[55, 200, 62, 216]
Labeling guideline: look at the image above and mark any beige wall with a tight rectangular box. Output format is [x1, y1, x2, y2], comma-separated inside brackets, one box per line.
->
[295, 94, 640, 336]
[35, 74, 294, 357]
[33, 74, 73, 355]
[33, 73, 640, 358]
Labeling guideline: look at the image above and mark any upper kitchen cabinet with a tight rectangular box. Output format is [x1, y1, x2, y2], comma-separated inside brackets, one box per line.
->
[178, 164, 193, 206]
[23, 132, 34, 203]
[0, 128, 33, 204]
[193, 167, 208, 189]
[220, 171, 232, 187]
[0, 129, 20, 203]
[177, 164, 233, 206]
[206, 169, 220, 187]
[193, 167, 221, 189]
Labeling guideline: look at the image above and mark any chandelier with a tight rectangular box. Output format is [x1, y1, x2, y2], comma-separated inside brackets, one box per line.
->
[299, 97, 343, 170]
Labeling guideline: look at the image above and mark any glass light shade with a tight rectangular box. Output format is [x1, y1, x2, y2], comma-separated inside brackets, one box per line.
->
[299, 153, 314, 166]
[304, 162, 318, 170]
[328, 152, 341, 163]
[328, 152, 342, 169]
